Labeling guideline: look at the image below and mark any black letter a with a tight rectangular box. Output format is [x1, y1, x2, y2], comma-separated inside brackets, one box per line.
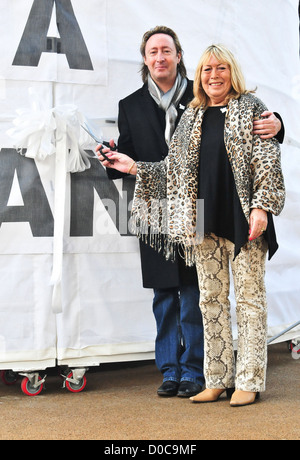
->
[12, 0, 93, 70]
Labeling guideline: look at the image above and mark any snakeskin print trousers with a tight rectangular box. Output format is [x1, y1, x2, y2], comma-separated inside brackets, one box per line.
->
[195, 234, 268, 392]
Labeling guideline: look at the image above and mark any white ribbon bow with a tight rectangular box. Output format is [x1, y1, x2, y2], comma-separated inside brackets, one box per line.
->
[7, 88, 96, 313]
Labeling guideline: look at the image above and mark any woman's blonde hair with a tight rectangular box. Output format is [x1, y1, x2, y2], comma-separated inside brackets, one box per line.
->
[190, 44, 254, 109]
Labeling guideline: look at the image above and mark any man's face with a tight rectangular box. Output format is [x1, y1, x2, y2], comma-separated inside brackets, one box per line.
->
[144, 33, 181, 90]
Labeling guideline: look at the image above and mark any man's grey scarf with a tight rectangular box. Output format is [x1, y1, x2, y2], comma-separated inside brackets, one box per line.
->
[148, 73, 188, 145]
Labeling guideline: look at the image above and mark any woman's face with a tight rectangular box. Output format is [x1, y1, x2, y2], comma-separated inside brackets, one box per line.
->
[201, 55, 232, 106]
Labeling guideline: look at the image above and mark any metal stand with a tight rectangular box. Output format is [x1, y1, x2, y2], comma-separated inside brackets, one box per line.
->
[267, 320, 300, 344]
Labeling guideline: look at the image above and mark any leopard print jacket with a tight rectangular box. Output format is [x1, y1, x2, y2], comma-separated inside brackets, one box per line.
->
[131, 93, 285, 265]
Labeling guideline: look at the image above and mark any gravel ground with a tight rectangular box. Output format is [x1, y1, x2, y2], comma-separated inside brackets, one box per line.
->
[0, 342, 299, 440]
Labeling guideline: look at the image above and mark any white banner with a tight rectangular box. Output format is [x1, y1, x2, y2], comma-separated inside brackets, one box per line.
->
[0, 0, 299, 371]
[1, 0, 108, 85]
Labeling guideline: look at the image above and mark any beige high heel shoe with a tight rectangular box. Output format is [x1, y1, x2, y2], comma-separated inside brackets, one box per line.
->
[230, 390, 260, 407]
[190, 388, 235, 403]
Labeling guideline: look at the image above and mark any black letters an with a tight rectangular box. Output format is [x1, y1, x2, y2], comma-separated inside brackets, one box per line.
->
[0, 150, 133, 238]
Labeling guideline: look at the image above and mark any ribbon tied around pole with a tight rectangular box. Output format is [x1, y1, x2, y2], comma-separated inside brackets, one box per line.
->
[7, 89, 95, 313]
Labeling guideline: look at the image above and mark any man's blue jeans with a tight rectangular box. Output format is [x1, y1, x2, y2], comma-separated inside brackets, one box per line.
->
[153, 285, 204, 385]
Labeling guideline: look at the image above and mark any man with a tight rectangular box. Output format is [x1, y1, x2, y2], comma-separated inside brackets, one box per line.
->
[100, 26, 284, 398]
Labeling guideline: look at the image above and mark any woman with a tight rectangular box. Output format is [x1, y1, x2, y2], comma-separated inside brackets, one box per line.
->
[98, 44, 285, 407]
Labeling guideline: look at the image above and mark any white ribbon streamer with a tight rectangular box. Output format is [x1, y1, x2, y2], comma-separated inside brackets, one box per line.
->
[7, 89, 96, 313]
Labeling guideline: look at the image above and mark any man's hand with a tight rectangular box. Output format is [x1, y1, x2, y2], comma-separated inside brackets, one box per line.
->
[253, 111, 281, 139]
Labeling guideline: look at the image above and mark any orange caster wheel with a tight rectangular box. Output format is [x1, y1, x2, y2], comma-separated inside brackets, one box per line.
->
[20, 373, 45, 396]
[65, 371, 87, 393]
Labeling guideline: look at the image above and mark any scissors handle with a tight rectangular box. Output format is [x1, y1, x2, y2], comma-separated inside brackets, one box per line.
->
[102, 140, 117, 151]
[98, 142, 117, 163]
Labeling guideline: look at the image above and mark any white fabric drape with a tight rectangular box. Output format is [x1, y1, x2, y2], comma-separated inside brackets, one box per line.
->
[0, 0, 299, 370]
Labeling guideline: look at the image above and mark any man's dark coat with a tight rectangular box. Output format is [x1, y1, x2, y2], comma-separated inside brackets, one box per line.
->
[108, 80, 198, 288]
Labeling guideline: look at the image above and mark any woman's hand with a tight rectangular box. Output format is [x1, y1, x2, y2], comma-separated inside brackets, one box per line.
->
[249, 208, 268, 241]
[95, 143, 137, 175]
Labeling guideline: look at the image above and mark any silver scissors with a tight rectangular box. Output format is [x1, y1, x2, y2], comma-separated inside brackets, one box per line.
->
[81, 123, 116, 163]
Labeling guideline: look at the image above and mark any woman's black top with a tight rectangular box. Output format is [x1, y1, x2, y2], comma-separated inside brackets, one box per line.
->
[197, 106, 278, 259]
